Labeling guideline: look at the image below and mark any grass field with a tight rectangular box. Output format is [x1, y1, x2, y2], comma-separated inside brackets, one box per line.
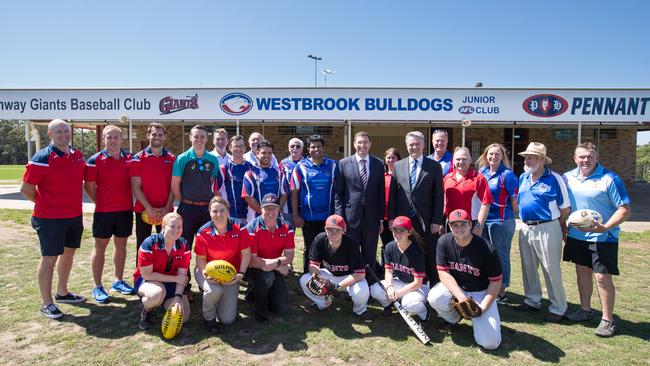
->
[0, 165, 24, 182]
[0, 208, 648, 365]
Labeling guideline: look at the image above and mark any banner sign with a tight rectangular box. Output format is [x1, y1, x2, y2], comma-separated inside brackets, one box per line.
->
[1, 88, 649, 122]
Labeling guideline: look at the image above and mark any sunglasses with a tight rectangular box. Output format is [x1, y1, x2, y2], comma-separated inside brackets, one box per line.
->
[165, 255, 174, 272]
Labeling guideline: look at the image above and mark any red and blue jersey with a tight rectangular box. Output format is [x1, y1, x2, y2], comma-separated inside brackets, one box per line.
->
[133, 233, 191, 283]
[172, 148, 222, 202]
[242, 165, 285, 206]
[280, 156, 304, 215]
[129, 147, 175, 213]
[479, 164, 519, 222]
[443, 168, 493, 220]
[194, 220, 251, 271]
[85, 148, 133, 213]
[23, 144, 86, 219]
[290, 157, 338, 221]
[220, 160, 252, 219]
[244, 216, 295, 259]
[518, 167, 570, 222]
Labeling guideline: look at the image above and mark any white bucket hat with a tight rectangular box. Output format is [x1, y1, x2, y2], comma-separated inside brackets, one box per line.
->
[518, 142, 552, 164]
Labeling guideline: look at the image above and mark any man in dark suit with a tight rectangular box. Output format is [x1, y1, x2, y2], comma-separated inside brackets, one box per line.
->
[389, 130, 444, 285]
[335, 132, 385, 273]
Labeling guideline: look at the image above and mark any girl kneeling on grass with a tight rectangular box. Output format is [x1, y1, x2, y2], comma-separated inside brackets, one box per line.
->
[133, 212, 190, 330]
[370, 216, 429, 322]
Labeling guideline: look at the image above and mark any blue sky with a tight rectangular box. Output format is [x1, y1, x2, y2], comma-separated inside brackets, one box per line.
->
[2, 0, 649, 143]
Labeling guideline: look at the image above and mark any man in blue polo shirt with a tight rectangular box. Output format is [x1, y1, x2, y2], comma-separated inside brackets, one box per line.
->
[291, 134, 339, 273]
[427, 129, 453, 176]
[515, 142, 570, 323]
[562, 142, 631, 337]
[221, 135, 252, 226]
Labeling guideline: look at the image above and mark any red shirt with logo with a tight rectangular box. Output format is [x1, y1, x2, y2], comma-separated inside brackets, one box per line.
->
[133, 233, 191, 282]
[129, 147, 175, 213]
[244, 216, 295, 259]
[194, 221, 251, 272]
[23, 145, 86, 219]
[443, 168, 493, 220]
[85, 149, 133, 212]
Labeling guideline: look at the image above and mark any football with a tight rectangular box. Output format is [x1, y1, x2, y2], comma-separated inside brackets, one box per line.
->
[567, 209, 603, 229]
[141, 211, 162, 226]
[205, 259, 237, 283]
[161, 305, 183, 340]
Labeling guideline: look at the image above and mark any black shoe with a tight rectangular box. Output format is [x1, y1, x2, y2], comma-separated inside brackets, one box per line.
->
[545, 312, 565, 323]
[356, 311, 373, 323]
[40, 303, 64, 319]
[204, 318, 220, 335]
[55, 292, 87, 304]
[139, 307, 152, 330]
[513, 303, 541, 312]
[381, 306, 394, 317]
[301, 302, 320, 314]
[437, 321, 458, 334]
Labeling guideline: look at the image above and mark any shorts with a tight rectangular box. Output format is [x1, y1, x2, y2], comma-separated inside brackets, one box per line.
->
[134, 276, 177, 302]
[563, 236, 619, 275]
[32, 215, 83, 256]
[93, 210, 133, 238]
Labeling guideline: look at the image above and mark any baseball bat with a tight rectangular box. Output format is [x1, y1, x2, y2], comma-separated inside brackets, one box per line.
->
[365, 265, 430, 344]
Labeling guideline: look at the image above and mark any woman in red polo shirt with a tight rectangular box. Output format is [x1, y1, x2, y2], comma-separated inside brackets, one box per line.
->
[442, 147, 493, 235]
[134, 212, 190, 330]
[194, 196, 251, 334]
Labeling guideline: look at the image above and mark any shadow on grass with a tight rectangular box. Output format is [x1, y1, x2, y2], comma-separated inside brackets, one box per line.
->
[58, 297, 142, 338]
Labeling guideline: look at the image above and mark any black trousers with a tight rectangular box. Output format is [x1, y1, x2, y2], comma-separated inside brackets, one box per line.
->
[246, 268, 289, 320]
[346, 221, 380, 272]
[177, 202, 210, 251]
[134, 212, 162, 266]
[379, 222, 394, 268]
[301, 220, 325, 273]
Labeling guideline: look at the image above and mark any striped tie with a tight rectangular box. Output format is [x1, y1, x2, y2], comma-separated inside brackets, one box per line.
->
[410, 159, 418, 190]
[359, 159, 368, 190]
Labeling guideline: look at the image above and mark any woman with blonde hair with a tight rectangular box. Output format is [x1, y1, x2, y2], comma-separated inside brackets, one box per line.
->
[476, 143, 519, 303]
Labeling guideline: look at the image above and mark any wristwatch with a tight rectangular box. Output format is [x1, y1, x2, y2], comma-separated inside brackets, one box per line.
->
[475, 222, 484, 229]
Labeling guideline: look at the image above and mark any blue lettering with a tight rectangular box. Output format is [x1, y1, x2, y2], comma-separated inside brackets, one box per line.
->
[303, 98, 313, 110]
[571, 98, 583, 114]
[281, 98, 291, 111]
[365, 98, 375, 110]
[443, 98, 453, 111]
[314, 98, 324, 110]
[271, 98, 281, 110]
[256, 98, 272, 110]
[324, 98, 335, 110]
[348, 98, 360, 110]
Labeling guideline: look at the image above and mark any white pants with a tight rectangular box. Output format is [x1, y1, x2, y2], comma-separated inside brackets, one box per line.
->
[427, 282, 501, 350]
[195, 267, 239, 324]
[299, 269, 370, 315]
[370, 279, 429, 321]
[519, 220, 567, 315]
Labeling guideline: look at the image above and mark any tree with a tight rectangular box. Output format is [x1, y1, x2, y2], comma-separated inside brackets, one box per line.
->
[637, 143, 650, 182]
[0, 120, 28, 165]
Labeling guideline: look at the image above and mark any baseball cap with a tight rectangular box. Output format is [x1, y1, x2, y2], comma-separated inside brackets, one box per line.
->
[391, 216, 413, 231]
[448, 209, 471, 223]
[260, 193, 280, 208]
[324, 214, 346, 231]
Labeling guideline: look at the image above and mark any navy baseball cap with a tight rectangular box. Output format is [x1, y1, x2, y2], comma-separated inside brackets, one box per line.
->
[260, 193, 280, 208]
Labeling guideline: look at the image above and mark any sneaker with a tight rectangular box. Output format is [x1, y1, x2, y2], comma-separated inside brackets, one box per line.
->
[40, 303, 63, 319]
[513, 303, 541, 312]
[567, 308, 595, 322]
[111, 280, 136, 295]
[437, 321, 458, 334]
[301, 302, 320, 314]
[356, 311, 373, 323]
[54, 292, 87, 304]
[139, 307, 152, 330]
[595, 319, 616, 337]
[204, 318, 220, 335]
[92, 286, 110, 303]
[496, 294, 508, 304]
[381, 306, 394, 317]
[545, 312, 565, 323]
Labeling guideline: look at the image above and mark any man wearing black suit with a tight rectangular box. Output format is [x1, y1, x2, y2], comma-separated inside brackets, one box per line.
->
[335, 132, 385, 273]
[388, 131, 444, 285]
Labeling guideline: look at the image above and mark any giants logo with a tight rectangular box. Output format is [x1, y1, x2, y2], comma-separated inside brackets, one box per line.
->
[522, 94, 568, 117]
[159, 94, 199, 115]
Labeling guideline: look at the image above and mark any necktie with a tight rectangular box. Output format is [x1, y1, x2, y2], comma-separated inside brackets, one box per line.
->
[410, 159, 418, 190]
[359, 159, 368, 189]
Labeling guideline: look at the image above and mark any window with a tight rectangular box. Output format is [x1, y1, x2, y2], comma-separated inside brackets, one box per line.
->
[279, 126, 333, 136]
[599, 129, 617, 140]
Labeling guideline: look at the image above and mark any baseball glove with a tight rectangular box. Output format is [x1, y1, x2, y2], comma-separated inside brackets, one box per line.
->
[306, 273, 338, 297]
[451, 296, 482, 319]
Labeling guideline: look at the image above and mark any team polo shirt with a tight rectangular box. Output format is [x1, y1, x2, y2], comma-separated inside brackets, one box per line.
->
[23, 144, 86, 219]
[280, 156, 304, 215]
[308, 232, 365, 277]
[443, 168, 493, 219]
[221, 160, 252, 219]
[383, 241, 426, 284]
[243, 150, 280, 169]
[242, 165, 285, 206]
[172, 148, 222, 202]
[85, 148, 133, 213]
[518, 167, 570, 222]
[428, 150, 453, 176]
[129, 147, 175, 213]
[436, 233, 502, 292]
[564, 164, 630, 243]
[479, 164, 519, 222]
[290, 157, 338, 221]
[245, 216, 295, 259]
[194, 221, 251, 271]
[133, 233, 191, 282]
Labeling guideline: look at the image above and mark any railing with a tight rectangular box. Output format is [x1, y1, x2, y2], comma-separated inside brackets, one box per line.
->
[636, 164, 650, 182]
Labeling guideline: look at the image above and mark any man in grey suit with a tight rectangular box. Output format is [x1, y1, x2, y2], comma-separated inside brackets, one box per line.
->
[388, 130, 444, 285]
[335, 132, 385, 273]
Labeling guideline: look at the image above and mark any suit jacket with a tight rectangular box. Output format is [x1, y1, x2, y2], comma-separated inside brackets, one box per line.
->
[334, 154, 385, 229]
[389, 156, 444, 234]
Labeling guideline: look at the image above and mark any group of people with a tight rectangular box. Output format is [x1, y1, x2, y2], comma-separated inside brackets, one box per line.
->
[22, 119, 631, 349]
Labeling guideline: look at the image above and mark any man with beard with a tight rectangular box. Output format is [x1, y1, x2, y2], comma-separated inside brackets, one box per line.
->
[242, 140, 287, 222]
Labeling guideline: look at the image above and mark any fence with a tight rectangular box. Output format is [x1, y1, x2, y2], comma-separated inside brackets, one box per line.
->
[636, 164, 650, 182]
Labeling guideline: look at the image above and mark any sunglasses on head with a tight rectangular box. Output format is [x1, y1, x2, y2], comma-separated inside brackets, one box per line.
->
[165, 255, 174, 272]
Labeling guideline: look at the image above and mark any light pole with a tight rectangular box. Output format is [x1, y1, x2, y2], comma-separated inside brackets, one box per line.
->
[307, 54, 322, 87]
[322, 69, 335, 87]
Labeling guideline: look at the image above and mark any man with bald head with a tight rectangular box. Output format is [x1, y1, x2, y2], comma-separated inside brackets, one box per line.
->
[243, 132, 279, 169]
[21, 119, 87, 319]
